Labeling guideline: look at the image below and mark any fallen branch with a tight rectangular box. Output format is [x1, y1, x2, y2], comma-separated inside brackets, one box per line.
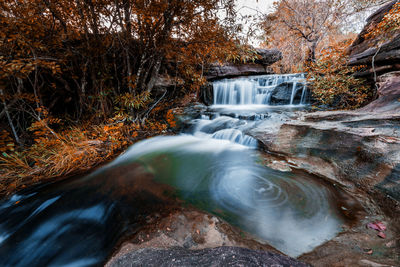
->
[141, 89, 167, 123]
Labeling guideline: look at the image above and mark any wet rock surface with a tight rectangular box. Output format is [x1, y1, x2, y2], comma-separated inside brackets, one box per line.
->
[106, 208, 307, 266]
[109, 246, 310, 267]
[251, 110, 400, 203]
[270, 81, 308, 105]
[249, 107, 400, 266]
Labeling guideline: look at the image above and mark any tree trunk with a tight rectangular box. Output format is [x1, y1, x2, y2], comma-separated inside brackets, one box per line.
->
[306, 40, 318, 63]
[146, 56, 163, 93]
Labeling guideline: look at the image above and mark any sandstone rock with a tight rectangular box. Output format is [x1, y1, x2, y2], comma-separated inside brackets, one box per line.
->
[254, 48, 283, 65]
[348, 1, 400, 78]
[108, 246, 310, 267]
[105, 207, 303, 267]
[205, 49, 282, 81]
[250, 110, 400, 205]
[153, 74, 184, 92]
[360, 71, 400, 112]
[205, 63, 274, 81]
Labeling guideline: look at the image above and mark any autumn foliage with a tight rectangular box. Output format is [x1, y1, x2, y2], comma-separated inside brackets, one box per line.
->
[0, 101, 181, 195]
[306, 39, 371, 109]
[261, 0, 383, 72]
[365, 1, 400, 40]
[0, 0, 241, 195]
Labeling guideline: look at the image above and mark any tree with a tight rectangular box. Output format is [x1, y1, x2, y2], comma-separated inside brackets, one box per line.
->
[260, 0, 386, 71]
[0, 0, 240, 143]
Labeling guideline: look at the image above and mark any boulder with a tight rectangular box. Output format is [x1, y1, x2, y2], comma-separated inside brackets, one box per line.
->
[108, 247, 310, 267]
[360, 71, 400, 112]
[270, 82, 307, 105]
[205, 49, 282, 81]
[254, 48, 283, 65]
[105, 207, 308, 266]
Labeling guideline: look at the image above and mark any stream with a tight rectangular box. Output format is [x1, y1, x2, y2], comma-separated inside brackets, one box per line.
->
[0, 74, 360, 266]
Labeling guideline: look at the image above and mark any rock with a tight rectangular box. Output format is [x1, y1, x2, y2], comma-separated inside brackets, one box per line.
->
[105, 208, 293, 267]
[250, 110, 400, 266]
[358, 259, 392, 267]
[205, 63, 274, 81]
[359, 71, 400, 112]
[250, 110, 400, 206]
[270, 82, 294, 104]
[152, 74, 184, 94]
[108, 246, 310, 267]
[205, 49, 282, 81]
[348, 1, 400, 78]
[199, 83, 214, 105]
[269, 82, 307, 105]
[254, 48, 283, 65]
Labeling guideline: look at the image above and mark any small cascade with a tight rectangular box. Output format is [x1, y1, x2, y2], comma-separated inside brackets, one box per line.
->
[190, 115, 257, 148]
[211, 129, 258, 148]
[213, 73, 308, 106]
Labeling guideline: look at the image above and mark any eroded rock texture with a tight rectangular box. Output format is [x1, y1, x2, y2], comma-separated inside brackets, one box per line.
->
[109, 246, 310, 267]
[360, 71, 400, 112]
[205, 49, 282, 81]
[251, 110, 400, 206]
[348, 0, 400, 78]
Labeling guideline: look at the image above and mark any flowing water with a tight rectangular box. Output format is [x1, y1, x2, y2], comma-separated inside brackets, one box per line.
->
[213, 73, 308, 105]
[0, 74, 359, 266]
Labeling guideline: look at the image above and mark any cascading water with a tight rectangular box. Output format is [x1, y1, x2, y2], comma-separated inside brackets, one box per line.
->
[0, 74, 359, 266]
[213, 73, 308, 106]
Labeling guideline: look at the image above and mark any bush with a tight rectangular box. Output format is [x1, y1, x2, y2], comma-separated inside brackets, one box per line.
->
[306, 39, 371, 109]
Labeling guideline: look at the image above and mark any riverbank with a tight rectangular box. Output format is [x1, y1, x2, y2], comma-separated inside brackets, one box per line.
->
[0, 107, 182, 198]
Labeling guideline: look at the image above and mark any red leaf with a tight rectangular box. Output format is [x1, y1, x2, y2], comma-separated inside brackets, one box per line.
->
[367, 221, 386, 232]
[378, 232, 386, 239]
[367, 223, 380, 231]
[375, 221, 386, 231]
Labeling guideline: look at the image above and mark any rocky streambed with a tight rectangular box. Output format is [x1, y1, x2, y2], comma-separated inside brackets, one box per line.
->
[2, 2, 400, 264]
[249, 109, 400, 266]
[106, 92, 400, 267]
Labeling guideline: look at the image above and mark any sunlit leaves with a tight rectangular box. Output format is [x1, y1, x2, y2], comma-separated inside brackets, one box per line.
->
[306, 39, 371, 109]
[365, 2, 400, 41]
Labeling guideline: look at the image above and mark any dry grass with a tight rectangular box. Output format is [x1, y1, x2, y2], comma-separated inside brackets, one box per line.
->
[0, 124, 133, 196]
[0, 107, 180, 197]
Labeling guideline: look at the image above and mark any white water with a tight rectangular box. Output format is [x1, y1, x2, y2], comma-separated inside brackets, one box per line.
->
[213, 73, 308, 105]
[189, 115, 259, 148]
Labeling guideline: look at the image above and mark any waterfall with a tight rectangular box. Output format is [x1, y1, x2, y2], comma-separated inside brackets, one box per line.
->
[212, 73, 307, 106]
[300, 84, 308, 104]
[289, 82, 297, 105]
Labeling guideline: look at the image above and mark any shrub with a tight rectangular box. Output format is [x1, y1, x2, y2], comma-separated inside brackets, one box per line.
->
[306, 39, 371, 109]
